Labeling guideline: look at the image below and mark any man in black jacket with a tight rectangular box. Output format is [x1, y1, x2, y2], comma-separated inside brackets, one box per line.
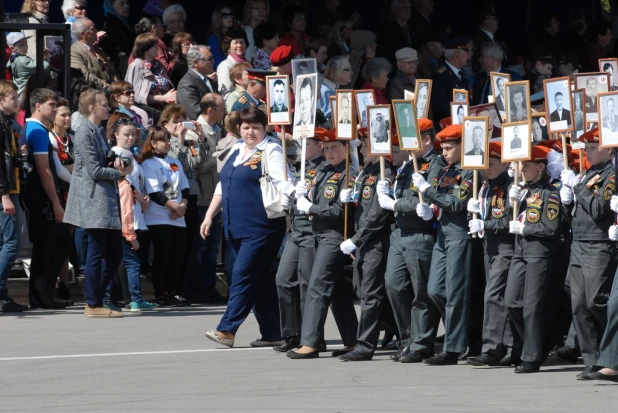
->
[0, 81, 27, 312]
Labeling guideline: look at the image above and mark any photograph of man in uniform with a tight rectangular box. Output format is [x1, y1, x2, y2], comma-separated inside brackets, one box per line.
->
[372, 112, 388, 143]
[270, 79, 288, 113]
[295, 77, 315, 126]
[415, 81, 429, 118]
[394, 101, 419, 149]
[511, 126, 522, 149]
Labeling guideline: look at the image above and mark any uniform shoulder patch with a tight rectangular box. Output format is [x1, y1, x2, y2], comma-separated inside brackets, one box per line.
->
[362, 186, 372, 200]
[604, 183, 616, 201]
[457, 179, 473, 200]
[547, 193, 560, 204]
[546, 202, 559, 221]
[437, 66, 446, 74]
[609, 175, 616, 184]
[527, 208, 541, 223]
[238, 95, 248, 104]
[323, 185, 336, 199]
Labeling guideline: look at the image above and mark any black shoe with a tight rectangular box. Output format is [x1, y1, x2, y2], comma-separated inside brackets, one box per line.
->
[286, 349, 319, 359]
[205, 290, 228, 303]
[250, 338, 285, 347]
[500, 348, 522, 367]
[587, 371, 618, 382]
[459, 346, 481, 361]
[514, 362, 540, 374]
[274, 337, 300, 352]
[184, 294, 213, 305]
[400, 350, 433, 364]
[435, 334, 445, 343]
[0, 298, 28, 312]
[317, 341, 327, 352]
[173, 294, 191, 307]
[554, 346, 580, 364]
[339, 350, 373, 361]
[423, 351, 459, 366]
[383, 340, 400, 351]
[576, 366, 599, 380]
[381, 332, 395, 348]
[155, 294, 178, 307]
[56, 283, 70, 301]
[467, 353, 501, 366]
[32, 279, 67, 309]
[390, 346, 410, 362]
[332, 348, 353, 357]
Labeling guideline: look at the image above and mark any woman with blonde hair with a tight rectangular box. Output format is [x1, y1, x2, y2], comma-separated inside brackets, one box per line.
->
[20, 0, 50, 60]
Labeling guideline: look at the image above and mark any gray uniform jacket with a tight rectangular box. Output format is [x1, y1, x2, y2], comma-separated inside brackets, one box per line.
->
[63, 119, 122, 230]
[478, 171, 515, 254]
[423, 162, 474, 240]
[291, 156, 325, 234]
[565, 159, 616, 241]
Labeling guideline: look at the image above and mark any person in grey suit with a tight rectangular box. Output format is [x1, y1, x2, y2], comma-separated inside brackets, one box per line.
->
[63, 89, 130, 318]
[177, 45, 217, 120]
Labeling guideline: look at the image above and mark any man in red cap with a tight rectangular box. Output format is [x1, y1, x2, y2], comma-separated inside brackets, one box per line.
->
[466, 142, 517, 366]
[410, 123, 475, 364]
[270, 45, 294, 75]
[560, 128, 617, 379]
[377, 118, 448, 363]
[505, 145, 562, 373]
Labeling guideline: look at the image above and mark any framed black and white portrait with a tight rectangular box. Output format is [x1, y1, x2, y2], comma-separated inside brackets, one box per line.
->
[453, 89, 468, 103]
[505, 81, 530, 123]
[392, 100, 422, 152]
[44, 36, 63, 59]
[469, 102, 503, 139]
[575, 72, 610, 122]
[336, 90, 355, 139]
[355, 90, 375, 128]
[329, 96, 336, 126]
[489, 72, 511, 116]
[599, 58, 618, 90]
[367, 105, 392, 156]
[266, 75, 291, 125]
[571, 88, 586, 139]
[292, 73, 318, 139]
[461, 117, 489, 169]
[531, 113, 550, 143]
[414, 79, 432, 119]
[451, 102, 469, 125]
[501, 121, 531, 162]
[544, 77, 574, 133]
[598, 91, 618, 147]
[291, 58, 317, 88]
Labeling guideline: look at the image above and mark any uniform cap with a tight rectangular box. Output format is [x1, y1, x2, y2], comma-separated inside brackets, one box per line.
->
[270, 45, 294, 66]
[535, 139, 572, 154]
[578, 127, 599, 143]
[436, 124, 462, 142]
[418, 118, 434, 133]
[444, 36, 471, 51]
[530, 145, 551, 161]
[323, 128, 338, 142]
[439, 117, 452, 130]
[488, 141, 502, 158]
[246, 68, 277, 83]
[310, 127, 328, 142]
[395, 47, 418, 62]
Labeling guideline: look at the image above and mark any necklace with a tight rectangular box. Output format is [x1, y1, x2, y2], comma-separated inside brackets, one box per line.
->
[52, 130, 73, 164]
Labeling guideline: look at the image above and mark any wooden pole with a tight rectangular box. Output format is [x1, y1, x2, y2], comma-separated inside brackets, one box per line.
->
[344, 143, 350, 240]
[561, 133, 568, 171]
[379, 156, 386, 181]
[410, 152, 424, 203]
[578, 149, 583, 173]
[472, 170, 478, 238]
[281, 125, 287, 181]
[300, 137, 307, 184]
[512, 162, 519, 221]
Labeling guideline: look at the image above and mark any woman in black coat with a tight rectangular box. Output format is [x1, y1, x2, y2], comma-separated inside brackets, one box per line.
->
[98, 0, 136, 78]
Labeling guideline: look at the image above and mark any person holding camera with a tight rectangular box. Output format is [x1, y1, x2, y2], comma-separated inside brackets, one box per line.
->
[63, 89, 130, 318]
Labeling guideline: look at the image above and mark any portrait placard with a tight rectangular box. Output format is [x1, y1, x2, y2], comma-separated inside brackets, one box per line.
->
[453, 89, 469, 103]
[291, 58, 317, 89]
[404, 89, 415, 100]
[392, 99, 422, 152]
[505, 81, 530, 123]
[544, 77, 574, 133]
[469, 102, 503, 139]
[44, 36, 63, 61]
[329, 96, 336, 126]
[490, 72, 511, 117]
[367, 105, 392, 156]
[354, 90, 375, 128]
[598, 91, 618, 148]
[599, 58, 618, 90]
[292, 73, 318, 139]
[461, 117, 489, 170]
[336, 90, 355, 140]
[451, 102, 469, 125]
[571, 88, 586, 139]
[501, 121, 532, 162]
[574, 72, 610, 122]
[266, 75, 291, 125]
[414, 79, 432, 119]
[531, 112, 550, 143]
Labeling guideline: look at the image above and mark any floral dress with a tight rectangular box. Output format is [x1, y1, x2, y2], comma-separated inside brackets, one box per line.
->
[146, 59, 173, 108]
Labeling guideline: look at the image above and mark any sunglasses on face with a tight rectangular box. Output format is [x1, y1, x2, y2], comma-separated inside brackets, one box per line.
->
[116, 118, 133, 126]
[121, 90, 135, 96]
[221, 12, 235, 19]
[74, 5, 86, 10]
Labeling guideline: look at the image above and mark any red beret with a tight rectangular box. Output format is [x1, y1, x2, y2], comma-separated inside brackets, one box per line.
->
[323, 128, 338, 142]
[578, 128, 599, 143]
[270, 45, 293, 66]
[535, 139, 572, 155]
[488, 141, 502, 158]
[530, 145, 551, 162]
[439, 117, 452, 130]
[418, 118, 434, 133]
[311, 127, 328, 142]
[436, 124, 462, 142]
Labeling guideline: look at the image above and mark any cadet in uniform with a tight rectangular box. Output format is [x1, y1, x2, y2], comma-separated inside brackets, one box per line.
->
[560, 129, 617, 379]
[466, 142, 516, 366]
[274, 129, 326, 352]
[287, 130, 359, 359]
[378, 119, 445, 362]
[336, 130, 394, 361]
[231, 69, 276, 112]
[505, 145, 562, 373]
[412, 123, 474, 364]
[431, 38, 471, 123]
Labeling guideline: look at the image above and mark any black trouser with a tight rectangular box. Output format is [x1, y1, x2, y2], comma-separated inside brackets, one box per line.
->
[481, 249, 513, 357]
[178, 195, 198, 293]
[596, 270, 618, 370]
[469, 238, 486, 352]
[149, 224, 187, 298]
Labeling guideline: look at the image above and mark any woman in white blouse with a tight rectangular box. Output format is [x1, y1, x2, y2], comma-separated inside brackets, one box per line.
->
[201, 107, 291, 348]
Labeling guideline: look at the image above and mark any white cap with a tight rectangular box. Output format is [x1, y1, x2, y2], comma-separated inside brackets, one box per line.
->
[6, 32, 30, 47]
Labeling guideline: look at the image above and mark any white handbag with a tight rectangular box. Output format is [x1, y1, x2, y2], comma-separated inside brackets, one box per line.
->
[259, 143, 286, 219]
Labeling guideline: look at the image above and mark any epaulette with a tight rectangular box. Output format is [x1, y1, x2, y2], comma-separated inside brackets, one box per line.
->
[437, 66, 446, 74]
[238, 96, 248, 104]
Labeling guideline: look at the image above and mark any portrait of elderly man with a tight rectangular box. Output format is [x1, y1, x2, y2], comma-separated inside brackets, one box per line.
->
[371, 111, 388, 143]
[295, 77, 315, 126]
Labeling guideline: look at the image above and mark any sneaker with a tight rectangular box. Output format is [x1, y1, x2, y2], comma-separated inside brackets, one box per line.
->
[104, 302, 124, 313]
[130, 300, 158, 312]
[85, 305, 123, 318]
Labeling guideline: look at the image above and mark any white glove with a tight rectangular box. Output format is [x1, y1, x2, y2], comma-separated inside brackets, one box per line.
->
[467, 198, 481, 214]
[509, 221, 524, 235]
[278, 181, 295, 197]
[509, 186, 521, 206]
[296, 197, 313, 214]
[416, 203, 433, 221]
[340, 239, 356, 254]
[339, 188, 353, 203]
[611, 195, 618, 213]
[468, 219, 484, 234]
[378, 194, 396, 211]
[281, 193, 293, 209]
[295, 181, 307, 199]
[412, 173, 431, 193]
[561, 170, 579, 188]
[349, 139, 361, 148]
[377, 180, 390, 196]
[560, 187, 574, 205]
[609, 225, 618, 241]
